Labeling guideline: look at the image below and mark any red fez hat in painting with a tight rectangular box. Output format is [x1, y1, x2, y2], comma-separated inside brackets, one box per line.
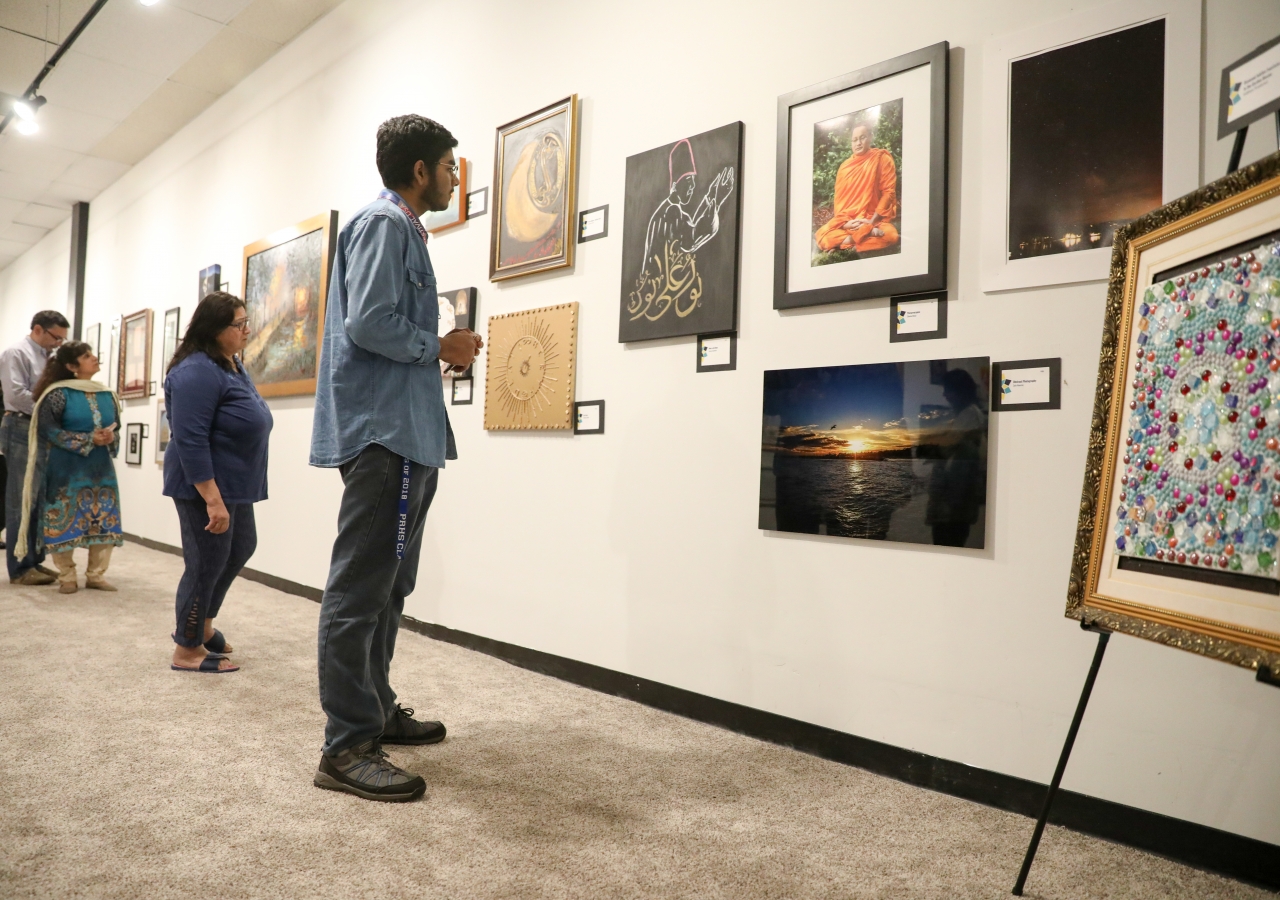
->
[668, 139, 696, 190]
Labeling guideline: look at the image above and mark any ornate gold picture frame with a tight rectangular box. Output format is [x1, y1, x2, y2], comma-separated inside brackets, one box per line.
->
[1071, 152, 1280, 678]
[117, 308, 153, 400]
[483, 302, 578, 431]
[490, 96, 580, 281]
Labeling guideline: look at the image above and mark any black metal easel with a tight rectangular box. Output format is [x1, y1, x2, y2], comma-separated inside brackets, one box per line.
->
[1226, 111, 1280, 175]
[1011, 620, 1111, 896]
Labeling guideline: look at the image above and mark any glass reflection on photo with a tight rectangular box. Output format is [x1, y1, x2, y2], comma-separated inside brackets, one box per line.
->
[759, 357, 990, 548]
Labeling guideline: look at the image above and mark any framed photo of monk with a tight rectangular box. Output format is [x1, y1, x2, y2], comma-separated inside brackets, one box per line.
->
[775, 42, 948, 311]
[980, 0, 1200, 293]
[490, 96, 580, 281]
[619, 122, 743, 342]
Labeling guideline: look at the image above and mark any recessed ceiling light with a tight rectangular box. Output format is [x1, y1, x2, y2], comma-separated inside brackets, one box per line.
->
[139, 0, 161, 6]
[15, 119, 38, 136]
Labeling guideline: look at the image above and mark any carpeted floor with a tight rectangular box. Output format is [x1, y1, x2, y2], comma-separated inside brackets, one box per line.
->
[0, 542, 1271, 900]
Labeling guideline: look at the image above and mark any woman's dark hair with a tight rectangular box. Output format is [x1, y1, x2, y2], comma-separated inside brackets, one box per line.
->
[376, 114, 457, 189]
[33, 340, 93, 399]
[168, 291, 246, 374]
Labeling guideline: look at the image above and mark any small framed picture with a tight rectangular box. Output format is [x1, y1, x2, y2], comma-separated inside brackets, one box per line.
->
[578, 205, 608, 243]
[155, 400, 169, 464]
[118, 309, 154, 400]
[991, 357, 1061, 411]
[697, 332, 736, 372]
[467, 187, 489, 218]
[889, 291, 947, 342]
[84, 322, 100, 359]
[161, 307, 181, 373]
[198, 263, 221, 301]
[451, 376, 474, 405]
[574, 400, 605, 434]
[125, 422, 144, 465]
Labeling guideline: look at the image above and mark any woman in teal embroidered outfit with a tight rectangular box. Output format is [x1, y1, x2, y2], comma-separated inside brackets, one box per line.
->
[17, 341, 123, 594]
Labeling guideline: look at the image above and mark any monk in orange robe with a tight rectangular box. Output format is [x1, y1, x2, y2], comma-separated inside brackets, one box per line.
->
[813, 123, 899, 254]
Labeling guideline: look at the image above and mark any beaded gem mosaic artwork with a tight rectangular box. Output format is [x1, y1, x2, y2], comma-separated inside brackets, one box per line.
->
[1116, 237, 1280, 581]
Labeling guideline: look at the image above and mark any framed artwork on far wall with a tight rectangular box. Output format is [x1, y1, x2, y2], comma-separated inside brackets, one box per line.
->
[619, 122, 743, 342]
[155, 399, 170, 464]
[84, 323, 100, 359]
[241, 211, 338, 397]
[125, 422, 144, 466]
[161, 307, 180, 374]
[484, 302, 578, 430]
[423, 157, 468, 233]
[490, 96, 580, 281]
[107, 320, 119, 391]
[1071, 153, 1280, 679]
[760, 356, 989, 548]
[438, 286, 479, 378]
[198, 263, 221, 301]
[117, 309, 153, 400]
[775, 42, 949, 311]
[981, 0, 1200, 293]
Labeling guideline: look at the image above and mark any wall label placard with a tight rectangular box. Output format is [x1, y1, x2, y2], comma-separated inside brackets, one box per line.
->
[697, 332, 736, 372]
[992, 357, 1061, 410]
[451, 376, 473, 405]
[578, 205, 608, 242]
[574, 400, 605, 434]
[466, 187, 489, 218]
[1219, 34, 1280, 137]
[889, 291, 948, 342]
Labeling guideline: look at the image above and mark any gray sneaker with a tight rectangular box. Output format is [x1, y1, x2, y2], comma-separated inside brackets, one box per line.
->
[313, 740, 425, 802]
[380, 704, 446, 745]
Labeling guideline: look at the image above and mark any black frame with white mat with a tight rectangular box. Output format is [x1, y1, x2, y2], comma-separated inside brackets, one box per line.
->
[124, 422, 147, 466]
[573, 400, 605, 434]
[578, 205, 608, 243]
[466, 187, 488, 218]
[888, 291, 947, 342]
[696, 332, 736, 372]
[991, 357, 1061, 411]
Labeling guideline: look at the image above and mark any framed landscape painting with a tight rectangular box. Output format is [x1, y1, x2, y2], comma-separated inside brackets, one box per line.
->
[1071, 152, 1280, 678]
[619, 122, 743, 342]
[117, 308, 153, 400]
[981, 0, 1200, 292]
[490, 96, 580, 281]
[241, 211, 338, 397]
[760, 356, 989, 548]
[775, 43, 948, 310]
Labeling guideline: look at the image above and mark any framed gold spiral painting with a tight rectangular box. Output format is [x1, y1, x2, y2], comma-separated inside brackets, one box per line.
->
[483, 302, 578, 430]
[490, 96, 580, 281]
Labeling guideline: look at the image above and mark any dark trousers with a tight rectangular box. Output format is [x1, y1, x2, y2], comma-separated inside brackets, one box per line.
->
[2, 414, 43, 577]
[173, 498, 257, 648]
[317, 443, 438, 756]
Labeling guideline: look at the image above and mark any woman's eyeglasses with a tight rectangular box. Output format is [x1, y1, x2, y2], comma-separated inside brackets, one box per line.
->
[230, 319, 250, 332]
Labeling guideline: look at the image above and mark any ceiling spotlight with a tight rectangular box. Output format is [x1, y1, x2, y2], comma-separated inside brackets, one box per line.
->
[12, 96, 45, 120]
[139, 0, 161, 6]
[15, 119, 38, 136]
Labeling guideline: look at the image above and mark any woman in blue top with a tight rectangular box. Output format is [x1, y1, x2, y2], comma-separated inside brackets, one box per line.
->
[164, 292, 273, 674]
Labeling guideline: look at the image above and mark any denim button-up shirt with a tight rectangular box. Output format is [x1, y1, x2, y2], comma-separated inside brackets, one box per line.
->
[310, 196, 456, 469]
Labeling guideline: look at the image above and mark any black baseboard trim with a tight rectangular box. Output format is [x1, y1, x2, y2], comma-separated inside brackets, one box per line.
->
[122, 532, 323, 601]
[122, 531, 1278, 889]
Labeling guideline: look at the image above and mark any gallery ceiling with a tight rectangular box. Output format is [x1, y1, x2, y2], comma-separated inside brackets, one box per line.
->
[0, 0, 345, 273]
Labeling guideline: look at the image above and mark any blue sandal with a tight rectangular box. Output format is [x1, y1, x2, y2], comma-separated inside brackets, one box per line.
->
[203, 629, 232, 654]
[171, 656, 239, 674]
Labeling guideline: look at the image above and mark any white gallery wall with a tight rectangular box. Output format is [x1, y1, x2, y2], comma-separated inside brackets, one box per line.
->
[1, 0, 1279, 845]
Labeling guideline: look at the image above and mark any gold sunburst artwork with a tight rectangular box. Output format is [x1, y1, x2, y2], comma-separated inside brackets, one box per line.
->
[484, 302, 578, 430]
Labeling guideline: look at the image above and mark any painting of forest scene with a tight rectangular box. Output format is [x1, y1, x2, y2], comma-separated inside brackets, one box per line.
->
[811, 98, 903, 267]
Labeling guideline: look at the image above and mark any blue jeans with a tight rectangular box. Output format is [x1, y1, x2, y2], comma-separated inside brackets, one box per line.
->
[2, 414, 44, 578]
[317, 443, 438, 756]
[173, 498, 257, 648]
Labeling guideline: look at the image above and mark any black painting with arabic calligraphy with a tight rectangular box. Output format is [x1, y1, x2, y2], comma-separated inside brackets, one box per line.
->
[619, 122, 743, 342]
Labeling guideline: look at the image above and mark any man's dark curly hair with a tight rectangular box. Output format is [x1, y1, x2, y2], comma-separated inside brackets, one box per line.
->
[375, 115, 458, 189]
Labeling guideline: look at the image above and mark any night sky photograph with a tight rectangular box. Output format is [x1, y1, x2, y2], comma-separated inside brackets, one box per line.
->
[1007, 19, 1165, 260]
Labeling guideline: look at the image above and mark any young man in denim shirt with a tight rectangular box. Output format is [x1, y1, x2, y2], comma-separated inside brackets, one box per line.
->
[310, 115, 481, 801]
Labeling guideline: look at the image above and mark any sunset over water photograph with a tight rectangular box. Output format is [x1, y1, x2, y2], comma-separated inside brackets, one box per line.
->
[760, 358, 990, 547]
